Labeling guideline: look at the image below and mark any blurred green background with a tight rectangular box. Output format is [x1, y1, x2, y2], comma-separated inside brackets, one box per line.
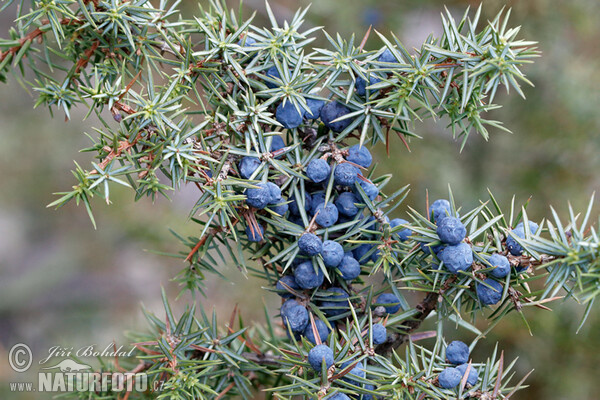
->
[1, 0, 599, 399]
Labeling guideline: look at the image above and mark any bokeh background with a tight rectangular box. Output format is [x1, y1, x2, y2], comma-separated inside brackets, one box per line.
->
[1, 0, 599, 399]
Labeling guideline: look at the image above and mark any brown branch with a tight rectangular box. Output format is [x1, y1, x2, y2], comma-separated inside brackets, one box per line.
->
[375, 277, 456, 356]
[0, 18, 80, 64]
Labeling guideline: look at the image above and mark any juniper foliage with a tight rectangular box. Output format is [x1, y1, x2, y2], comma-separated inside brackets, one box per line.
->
[1, 1, 598, 399]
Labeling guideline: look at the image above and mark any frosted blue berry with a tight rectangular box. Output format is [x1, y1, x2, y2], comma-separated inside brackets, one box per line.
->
[440, 243, 473, 274]
[353, 243, 374, 265]
[476, 278, 504, 305]
[281, 299, 308, 333]
[308, 344, 334, 372]
[289, 192, 311, 216]
[355, 179, 378, 201]
[375, 293, 401, 314]
[321, 101, 354, 132]
[314, 202, 339, 228]
[245, 182, 270, 209]
[347, 144, 373, 168]
[334, 163, 359, 187]
[337, 255, 361, 280]
[305, 98, 325, 119]
[268, 201, 289, 216]
[506, 221, 538, 256]
[309, 192, 327, 215]
[371, 323, 387, 345]
[390, 218, 412, 241]
[239, 156, 261, 179]
[245, 225, 264, 242]
[446, 341, 469, 365]
[356, 75, 381, 96]
[335, 192, 360, 217]
[429, 199, 452, 223]
[270, 135, 285, 152]
[438, 367, 462, 389]
[420, 242, 446, 255]
[328, 394, 350, 400]
[378, 48, 398, 63]
[359, 384, 375, 400]
[320, 288, 350, 317]
[341, 361, 365, 386]
[266, 182, 282, 204]
[276, 101, 303, 130]
[456, 363, 479, 386]
[276, 275, 300, 298]
[303, 319, 331, 345]
[436, 216, 466, 245]
[294, 261, 325, 289]
[265, 66, 281, 89]
[322, 240, 344, 267]
[298, 233, 323, 256]
[237, 36, 257, 46]
[306, 159, 331, 183]
[488, 254, 510, 278]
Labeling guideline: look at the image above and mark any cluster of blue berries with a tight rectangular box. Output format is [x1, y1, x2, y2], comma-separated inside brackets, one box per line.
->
[427, 199, 539, 307]
[438, 340, 479, 389]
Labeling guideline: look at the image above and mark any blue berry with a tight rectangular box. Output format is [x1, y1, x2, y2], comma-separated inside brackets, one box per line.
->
[265, 66, 281, 89]
[436, 216, 466, 245]
[356, 75, 381, 96]
[328, 394, 350, 400]
[506, 221, 538, 256]
[476, 278, 504, 305]
[239, 156, 261, 179]
[322, 240, 344, 267]
[308, 344, 334, 372]
[438, 367, 462, 389]
[246, 182, 270, 209]
[390, 218, 411, 241]
[440, 243, 473, 274]
[360, 384, 375, 400]
[347, 144, 373, 168]
[266, 182, 282, 204]
[268, 201, 289, 216]
[288, 214, 304, 227]
[270, 135, 285, 152]
[314, 202, 339, 228]
[517, 220, 540, 233]
[429, 199, 452, 223]
[289, 192, 311, 216]
[320, 288, 350, 317]
[298, 233, 323, 256]
[334, 163, 359, 187]
[456, 364, 479, 386]
[446, 341, 469, 365]
[303, 319, 331, 345]
[335, 192, 360, 217]
[306, 159, 331, 183]
[420, 242, 446, 255]
[276, 101, 303, 130]
[294, 261, 325, 289]
[237, 36, 257, 46]
[353, 243, 374, 264]
[375, 293, 401, 314]
[281, 299, 308, 333]
[378, 48, 398, 63]
[320, 101, 354, 133]
[342, 361, 365, 386]
[245, 225, 264, 242]
[355, 179, 378, 201]
[305, 98, 325, 119]
[488, 254, 510, 278]
[276, 275, 300, 298]
[309, 192, 326, 216]
[337, 255, 361, 280]
[371, 323, 387, 345]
